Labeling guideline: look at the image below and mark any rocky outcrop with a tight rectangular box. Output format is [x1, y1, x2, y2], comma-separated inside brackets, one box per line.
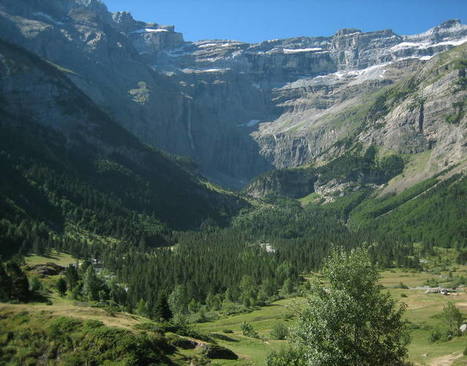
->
[246, 168, 317, 199]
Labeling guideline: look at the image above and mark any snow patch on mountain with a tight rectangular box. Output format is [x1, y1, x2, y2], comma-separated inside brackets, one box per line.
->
[283, 47, 323, 54]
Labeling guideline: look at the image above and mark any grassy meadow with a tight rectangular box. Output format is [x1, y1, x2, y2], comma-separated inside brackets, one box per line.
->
[1, 254, 467, 365]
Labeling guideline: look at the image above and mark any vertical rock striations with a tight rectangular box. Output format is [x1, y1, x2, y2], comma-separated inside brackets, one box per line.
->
[0, 0, 465, 187]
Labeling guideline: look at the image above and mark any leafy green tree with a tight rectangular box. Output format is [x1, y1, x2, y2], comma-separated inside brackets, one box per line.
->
[279, 278, 294, 297]
[56, 277, 67, 296]
[239, 275, 256, 307]
[270, 322, 289, 340]
[267, 346, 306, 366]
[168, 285, 188, 315]
[289, 247, 410, 366]
[188, 298, 200, 313]
[442, 302, 463, 336]
[224, 288, 235, 303]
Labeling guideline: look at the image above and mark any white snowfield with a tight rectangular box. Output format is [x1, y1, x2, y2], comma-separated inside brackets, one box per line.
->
[131, 28, 169, 34]
[390, 36, 467, 52]
[181, 68, 230, 74]
[283, 48, 323, 54]
[197, 42, 238, 48]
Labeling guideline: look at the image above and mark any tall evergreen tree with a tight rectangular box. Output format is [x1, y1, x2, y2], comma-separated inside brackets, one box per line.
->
[0, 264, 12, 301]
[154, 294, 172, 322]
[5, 262, 29, 302]
[82, 266, 100, 301]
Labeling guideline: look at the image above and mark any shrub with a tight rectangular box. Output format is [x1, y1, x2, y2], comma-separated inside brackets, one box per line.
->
[200, 344, 238, 360]
[267, 346, 307, 366]
[442, 302, 463, 336]
[240, 322, 259, 338]
[270, 322, 289, 340]
[47, 317, 81, 338]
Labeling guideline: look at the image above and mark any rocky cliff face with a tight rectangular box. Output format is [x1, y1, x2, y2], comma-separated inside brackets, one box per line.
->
[0, 0, 465, 188]
[247, 44, 467, 200]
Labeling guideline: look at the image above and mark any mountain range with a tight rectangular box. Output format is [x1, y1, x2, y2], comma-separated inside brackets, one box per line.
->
[1, 0, 465, 191]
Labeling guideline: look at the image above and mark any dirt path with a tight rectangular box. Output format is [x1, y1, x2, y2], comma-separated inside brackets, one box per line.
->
[430, 352, 463, 366]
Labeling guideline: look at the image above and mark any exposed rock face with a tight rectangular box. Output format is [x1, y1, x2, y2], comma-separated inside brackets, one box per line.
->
[0, 0, 465, 187]
[247, 44, 467, 199]
[246, 169, 317, 199]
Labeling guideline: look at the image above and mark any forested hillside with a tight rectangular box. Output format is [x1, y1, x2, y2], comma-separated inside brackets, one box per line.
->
[0, 39, 247, 258]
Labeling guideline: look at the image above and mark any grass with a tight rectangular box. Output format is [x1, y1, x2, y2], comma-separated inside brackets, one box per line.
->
[197, 268, 467, 365]
[9, 253, 467, 365]
[298, 192, 321, 206]
[379, 150, 433, 195]
[25, 250, 76, 267]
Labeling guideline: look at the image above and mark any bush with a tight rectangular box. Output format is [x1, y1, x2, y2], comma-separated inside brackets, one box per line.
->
[47, 317, 81, 338]
[267, 346, 307, 366]
[442, 302, 463, 336]
[133, 322, 164, 334]
[270, 322, 289, 340]
[200, 344, 238, 360]
[240, 322, 259, 338]
[429, 326, 454, 343]
[0, 314, 176, 365]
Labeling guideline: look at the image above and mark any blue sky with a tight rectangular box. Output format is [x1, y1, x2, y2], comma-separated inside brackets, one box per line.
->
[104, 0, 466, 43]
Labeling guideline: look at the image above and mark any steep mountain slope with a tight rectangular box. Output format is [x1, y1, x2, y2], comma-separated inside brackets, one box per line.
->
[0, 39, 246, 256]
[246, 43, 467, 200]
[0, 0, 465, 187]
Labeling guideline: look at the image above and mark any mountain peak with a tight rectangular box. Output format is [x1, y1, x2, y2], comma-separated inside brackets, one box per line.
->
[335, 28, 362, 36]
[438, 19, 462, 29]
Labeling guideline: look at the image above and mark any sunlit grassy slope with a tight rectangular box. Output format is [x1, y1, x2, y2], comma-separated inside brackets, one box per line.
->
[197, 268, 467, 366]
[3, 255, 467, 365]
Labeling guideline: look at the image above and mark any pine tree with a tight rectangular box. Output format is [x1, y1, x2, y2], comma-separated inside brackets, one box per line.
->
[0, 264, 12, 301]
[82, 266, 100, 301]
[168, 285, 188, 315]
[64, 265, 79, 290]
[6, 261, 29, 302]
[154, 294, 172, 322]
[56, 277, 67, 296]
